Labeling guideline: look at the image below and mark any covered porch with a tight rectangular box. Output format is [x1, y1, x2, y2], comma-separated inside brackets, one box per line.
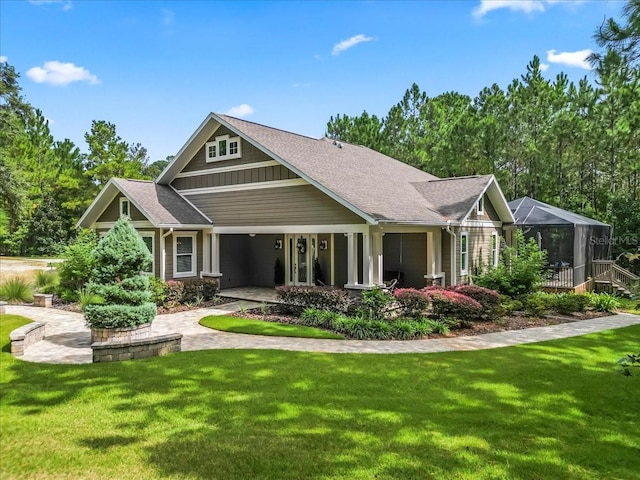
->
[198, 225, 447, 290]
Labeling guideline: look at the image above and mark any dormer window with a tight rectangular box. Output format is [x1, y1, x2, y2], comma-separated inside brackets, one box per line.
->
[205, 135, 241, 162]
[477, 195, 485, 215]
[119, 197, 130, 219]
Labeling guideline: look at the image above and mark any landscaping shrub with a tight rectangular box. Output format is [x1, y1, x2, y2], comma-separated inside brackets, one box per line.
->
[35, 269, 58, 289]
[617, 352, 640, 376]
[300, 308, 323, 327]
[426, 319, 451, 335]
[391, 320, 416, 340]
[56, 229, 99, 301]
[523, 291, 555, 317]
[474, 229, 547, 297]
[276, 286, 354, 315]
[76, 287, 105, 310]
[587, 292, 619, 313]
[0, 276, 33, 304]
[164, 280, 185, 307]
[423, 288, 482, 321]
[148, 276, 166, 306]
[84, 219, 156, 329]
[500, 296, 524, 316]
[359, 287, 394, 320]
[394, 288, 430, 318]
[179, 278, 219, 303]
[370, 320, 391, 339]
[348, 316, 377, 340]
[451, 285, 501, 320]
[552, 293, 590, 314]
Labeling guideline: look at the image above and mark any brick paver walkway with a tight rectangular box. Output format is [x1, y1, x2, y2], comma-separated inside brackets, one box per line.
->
[5, 304, 640, 364]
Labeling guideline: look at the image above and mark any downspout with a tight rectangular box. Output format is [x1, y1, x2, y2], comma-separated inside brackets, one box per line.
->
[160, 228, 174, 281]
[445, 221, 457, 286]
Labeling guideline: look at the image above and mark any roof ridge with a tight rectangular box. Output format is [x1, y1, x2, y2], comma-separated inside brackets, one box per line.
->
[217, 113, 321, 142]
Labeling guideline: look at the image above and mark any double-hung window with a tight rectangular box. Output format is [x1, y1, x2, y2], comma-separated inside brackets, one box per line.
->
[205, 135, 241, 162]
[139, 232, 155, 275]
[490, 232, 499, 268]
[174, 233, 197, 277]
[460, 233, 469, 276]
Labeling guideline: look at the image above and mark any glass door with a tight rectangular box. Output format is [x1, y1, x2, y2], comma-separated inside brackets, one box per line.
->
[285, 234, 317, 286]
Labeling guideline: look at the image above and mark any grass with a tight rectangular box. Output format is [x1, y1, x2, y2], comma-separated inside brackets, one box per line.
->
[1, 315, 639, 479]
[0, 276, 33, 303]
[618, 296, 640, 314]
[200, 315, 345, 339]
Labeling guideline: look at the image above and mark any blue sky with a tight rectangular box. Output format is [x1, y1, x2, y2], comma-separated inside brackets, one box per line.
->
[0, 0, 625, 162]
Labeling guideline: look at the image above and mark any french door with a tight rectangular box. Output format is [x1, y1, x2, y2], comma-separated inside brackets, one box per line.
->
[285, 234, 317, 286]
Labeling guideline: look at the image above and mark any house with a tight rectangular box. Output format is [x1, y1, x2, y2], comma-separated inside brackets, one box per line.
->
[77, 113, 515, 290]
[508, 197, 617, 290]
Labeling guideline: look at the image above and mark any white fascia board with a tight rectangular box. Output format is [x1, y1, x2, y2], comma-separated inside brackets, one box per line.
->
[459, 175, 515, 224]
[210, 113, 379, 226]
[76, 179, 119, 229]
[174, 160, 280, 178]
[177, 178, 307, 196]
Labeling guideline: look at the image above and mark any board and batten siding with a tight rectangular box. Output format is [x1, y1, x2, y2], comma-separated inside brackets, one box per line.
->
[184, 185, 365, 226]
[466, 194, 501, 222]
[96, 196, 147, 222]
[458, 226, 502, 283]
[180, 126, 272, 173]
[172, 164, 299, 190]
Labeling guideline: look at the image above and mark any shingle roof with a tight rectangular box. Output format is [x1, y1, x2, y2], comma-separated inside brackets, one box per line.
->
[113, 178, 211, 226]
[412, 175, 494, 221]
[508, 197, 610, 227]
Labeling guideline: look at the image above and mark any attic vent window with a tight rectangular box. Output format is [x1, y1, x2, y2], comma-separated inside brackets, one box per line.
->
[205, 135, 241, 162]
[477, 196, 485, 215]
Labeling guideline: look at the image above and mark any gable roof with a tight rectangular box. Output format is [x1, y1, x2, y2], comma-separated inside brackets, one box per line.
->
[76, 178, 211, 229]
[156, 113, 514, 225]
[508, 197, 609, 227]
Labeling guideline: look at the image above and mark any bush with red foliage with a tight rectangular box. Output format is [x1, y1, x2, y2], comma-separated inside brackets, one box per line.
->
[450, 285, 501, 320]
[393, 288, 431, 318]
[423, 287, 482, 320]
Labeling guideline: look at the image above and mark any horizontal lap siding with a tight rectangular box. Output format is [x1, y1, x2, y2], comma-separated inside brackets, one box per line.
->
[185, 185, 364, 226]
[172, 165, 299, 190]
[180, 126, 271, 173]
[459, 227, 500, 283]
[97, 196, 147, 222]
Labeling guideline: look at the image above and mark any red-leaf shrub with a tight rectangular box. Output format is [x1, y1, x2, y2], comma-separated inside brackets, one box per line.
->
[393, 288, 431, 318]
[422, 287, 482, 320]
[450, 285, 501, 320]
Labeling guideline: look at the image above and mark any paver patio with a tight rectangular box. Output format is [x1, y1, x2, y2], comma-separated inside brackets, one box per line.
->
[4, 304, 640, 364]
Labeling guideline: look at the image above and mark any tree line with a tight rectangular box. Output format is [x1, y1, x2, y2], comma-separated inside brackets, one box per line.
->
[326, 2, 640, 261]
[0, 62, 171, 255]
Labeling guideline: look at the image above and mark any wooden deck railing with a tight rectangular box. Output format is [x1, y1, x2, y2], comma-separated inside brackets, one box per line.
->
[592, 260, 638, 290]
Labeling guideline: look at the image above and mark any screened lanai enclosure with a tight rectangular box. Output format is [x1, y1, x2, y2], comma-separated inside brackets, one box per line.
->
[508, 197, 612, 288]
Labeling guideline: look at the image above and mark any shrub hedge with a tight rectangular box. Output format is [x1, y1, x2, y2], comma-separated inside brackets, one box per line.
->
[276, 286, 354, 315]
[450, 285, 501, 320]
[393, 288, 431, 318]
[424, 288, 483, 320]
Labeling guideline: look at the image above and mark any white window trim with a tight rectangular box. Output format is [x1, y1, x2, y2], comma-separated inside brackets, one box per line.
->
[119, 197, 130, 219]
[205, 134, 242, 163]
[173, 232, 197, 278]
[477, 196, 484, 216]
[490, 232, 499, 268]
[139, 231, 155, 276]
[460, 232, 469, 276]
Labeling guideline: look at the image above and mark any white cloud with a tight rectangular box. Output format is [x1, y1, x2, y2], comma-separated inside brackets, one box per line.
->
[161, 9, 175, 26]
[331, 34, 374, 56]
[0, 56, 7, 63]
[225, 104, 254, 118]
[540, 63, 550, 72]
[546, 49, 592, 70]
[26, 61, 100, 86]
[473, 0, 544, 18]
[29, 0, 72, 11]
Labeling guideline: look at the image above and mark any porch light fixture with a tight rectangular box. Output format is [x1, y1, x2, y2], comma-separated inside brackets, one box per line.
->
[249, 233, 256, 237]
[274, 239, 282, 250]
[319, 240, 328, 250]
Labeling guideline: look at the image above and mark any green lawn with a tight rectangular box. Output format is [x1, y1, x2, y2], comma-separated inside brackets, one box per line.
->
[200, 315, 345, 339]
[1, 314, 639, 479]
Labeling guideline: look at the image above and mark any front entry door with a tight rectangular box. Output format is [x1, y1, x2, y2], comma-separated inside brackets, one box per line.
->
[285, 234, 317, 286]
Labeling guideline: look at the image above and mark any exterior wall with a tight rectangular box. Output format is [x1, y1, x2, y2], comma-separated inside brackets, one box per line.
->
[165, 231, 204, 280]
[466, 193, 501, 222]
[172, 164, 299, 190]
[458, 226, 502, 284]
[185, 185, 365, 226]
[218, 234, 285, 288]
[383, 233, 427, 288]
[333, 233, 348, 287]
[317, 233, 332, 285]
[441, 230, 453, 287]
[96, 196, 146, 222]
[180, 126, 272, 173]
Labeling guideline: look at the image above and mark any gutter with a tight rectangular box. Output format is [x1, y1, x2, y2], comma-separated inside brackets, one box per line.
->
[445, 221, 457, 286]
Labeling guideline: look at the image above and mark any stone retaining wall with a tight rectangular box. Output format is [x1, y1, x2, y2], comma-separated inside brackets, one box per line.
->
[91, 323, 152, 343]
[10, 322, 46, 356]
[91, 333, 182, 363]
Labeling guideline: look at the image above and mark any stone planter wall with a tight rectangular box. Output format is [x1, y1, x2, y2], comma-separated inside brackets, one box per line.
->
[91, 333, 182, 363]
[10, 322, 45, 356]
[90, 323, 152, 343]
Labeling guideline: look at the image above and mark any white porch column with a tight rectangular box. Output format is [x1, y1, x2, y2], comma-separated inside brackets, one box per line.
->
[362, 232, 372, 286]
[372, 231, 383, 285]
[346, 233, 358, 286]
[211, 233, 221, 276]
[160, 228, 174, 281]
[202, 232, 211, 276]
[330, 233, 335, 286]
[427, 231, 435, 276]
